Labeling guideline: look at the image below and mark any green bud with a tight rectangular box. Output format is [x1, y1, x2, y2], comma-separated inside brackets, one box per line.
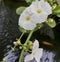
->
[52, 4, 57, 10]
[13, 42, 17, 46]
[19, 46, 22, 49]
[16, 39, 21, 45]
[2, 57, 6, 62]
[37, 24, 43, 29]
[46, 18, 56, 28]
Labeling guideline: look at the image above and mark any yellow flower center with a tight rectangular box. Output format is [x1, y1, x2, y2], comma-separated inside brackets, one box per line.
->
[37, 9, 42, 14]
[26, 16, 30, 21]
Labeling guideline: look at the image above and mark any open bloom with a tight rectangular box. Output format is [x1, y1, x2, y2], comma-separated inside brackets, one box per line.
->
[29, 0, 52, 23]
[24, 40, 43, 62]
[18, 0, 52, 30]
[19, 7, 36, 30]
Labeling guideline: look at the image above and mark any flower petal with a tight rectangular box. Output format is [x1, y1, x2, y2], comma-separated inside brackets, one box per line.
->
[22, 21, 36, 30]
[33, 39, 39, 50]
[24, 54, 33, 62]
[32, 12, 47, 23]
[29, 0, 49, 24]
[39, 0, 52, 15]
[30, 1, 42, 14]
[19, 7, 36, 30]
[33, 48, 43, 62]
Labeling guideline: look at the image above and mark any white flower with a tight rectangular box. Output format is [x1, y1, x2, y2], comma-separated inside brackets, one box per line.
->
[18, 0, 52, 30]
[29, 0, 52, 23]
[19, 7, 36, 30]
[24, 40, 43, 62]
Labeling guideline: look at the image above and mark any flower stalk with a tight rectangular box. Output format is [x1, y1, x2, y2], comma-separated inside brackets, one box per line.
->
[20, 32, 25, 39]
[18, 29, 35, 62]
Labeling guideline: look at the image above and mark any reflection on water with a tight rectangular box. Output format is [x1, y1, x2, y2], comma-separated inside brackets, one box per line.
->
[2, 44, 60, 62]
[42, 50, 55, 62]
[3, 48, 57, 62]
[3, 49, 19, 62]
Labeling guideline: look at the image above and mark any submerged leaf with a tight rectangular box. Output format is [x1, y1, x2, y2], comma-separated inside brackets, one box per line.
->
[42, 41, 53, 46]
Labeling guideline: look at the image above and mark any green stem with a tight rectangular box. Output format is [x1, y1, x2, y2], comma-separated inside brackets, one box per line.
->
[12, 32, 25, 51]
[19, 49, 25, 62]
[20, 32, 25, 39]
[25, 29, 34, 44]
[18, 29, 34, 62]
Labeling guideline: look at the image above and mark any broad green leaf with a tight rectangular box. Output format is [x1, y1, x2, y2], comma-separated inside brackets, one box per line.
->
[53, 5, 60, 17]
[25, 0, 35, 3]
[57, 14, 60, 17]
[46, 18, 56, 28]
[25, 0, 32, 3]
[16, 7, 26, 15]
[53, 5, 60, 14]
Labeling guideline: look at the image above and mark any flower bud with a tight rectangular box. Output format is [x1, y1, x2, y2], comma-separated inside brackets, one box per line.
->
[52, 4, 57, 10]
[29, 41, 33, 45]
[16, 39, 21, 45]
[46, 18, 56, 28]
[13, 42, 17, 46]
[19, 46, 22, 49]
[3, 57, 6, 62]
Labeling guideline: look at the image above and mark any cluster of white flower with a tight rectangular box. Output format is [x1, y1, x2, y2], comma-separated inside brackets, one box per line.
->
[19, 0, 52, 30]
[24, 40, 43, 62]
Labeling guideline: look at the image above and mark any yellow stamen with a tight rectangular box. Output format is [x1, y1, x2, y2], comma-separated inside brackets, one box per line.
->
[37, 9, 42, 14]
[26, 16, 30, 21]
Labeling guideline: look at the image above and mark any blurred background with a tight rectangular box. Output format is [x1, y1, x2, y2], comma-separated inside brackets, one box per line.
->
[0, 0, 60, 62]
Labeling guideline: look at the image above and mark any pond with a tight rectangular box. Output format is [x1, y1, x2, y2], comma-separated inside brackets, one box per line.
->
[0, 0, 60, 62]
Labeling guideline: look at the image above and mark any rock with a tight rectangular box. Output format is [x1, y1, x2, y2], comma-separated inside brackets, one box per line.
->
[0, 0, 20, 60]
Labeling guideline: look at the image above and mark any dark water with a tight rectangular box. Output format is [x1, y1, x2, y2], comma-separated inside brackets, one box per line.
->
[0, 0, 60, 62]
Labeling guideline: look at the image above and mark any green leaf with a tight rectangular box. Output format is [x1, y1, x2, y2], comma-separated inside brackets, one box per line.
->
[25, 0, 32, 3]
[16, 7, 26, 15]
[25, 0, 35, 3]
[57, 14, 60, 17]
[53, 5, 60, 17]
[46, 18, 56, 28]
[53, 5, 60, 15]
